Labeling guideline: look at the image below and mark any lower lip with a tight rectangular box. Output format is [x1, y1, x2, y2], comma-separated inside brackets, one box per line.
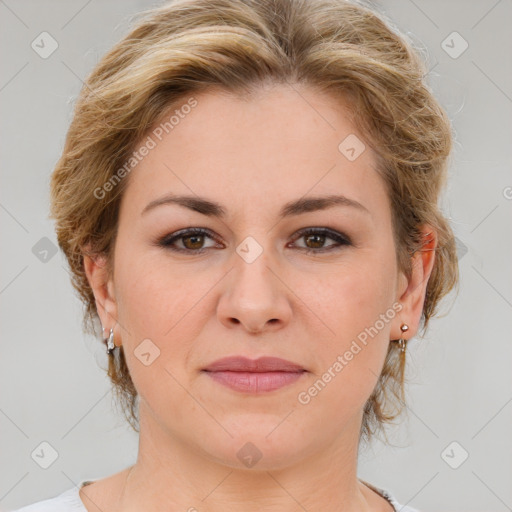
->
[203, 371, 305, 393]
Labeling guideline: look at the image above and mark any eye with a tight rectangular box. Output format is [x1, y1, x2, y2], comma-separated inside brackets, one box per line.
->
[157, 228, 222, 254]
[289, 227, 352, 254]
[156, 227, 352, 255]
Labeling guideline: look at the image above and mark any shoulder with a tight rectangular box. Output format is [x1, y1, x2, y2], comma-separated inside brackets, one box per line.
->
[385, 493, 422, 512]
[13, 469, 130, 511]
[11, 483, 89, 512]
[361, 479, 422, 512]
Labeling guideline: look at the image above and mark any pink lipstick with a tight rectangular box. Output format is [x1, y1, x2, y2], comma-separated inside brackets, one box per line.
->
[202, 356, 306, 393]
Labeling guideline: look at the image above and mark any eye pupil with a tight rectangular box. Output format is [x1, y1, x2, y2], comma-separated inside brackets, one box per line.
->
[183, 235, 204, 249]
[305, 234, 326, 248]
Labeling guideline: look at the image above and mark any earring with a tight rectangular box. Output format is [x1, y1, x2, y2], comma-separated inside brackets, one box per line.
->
[395, 323, 409, 353]
[106, 327, 115, 354]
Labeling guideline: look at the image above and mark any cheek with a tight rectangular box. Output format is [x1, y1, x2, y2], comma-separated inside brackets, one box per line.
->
[305, 251, 397, 397]
[113, 257, 198, 415]
[113, 247, 216, 386]
[310, 250, 397, 336]
[115, 245, 195, 335]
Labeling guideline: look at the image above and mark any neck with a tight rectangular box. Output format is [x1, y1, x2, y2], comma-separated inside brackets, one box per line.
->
[115, 404, 383, 512]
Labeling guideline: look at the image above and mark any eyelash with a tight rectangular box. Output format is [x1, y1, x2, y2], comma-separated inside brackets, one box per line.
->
[157, 227, 352, 255]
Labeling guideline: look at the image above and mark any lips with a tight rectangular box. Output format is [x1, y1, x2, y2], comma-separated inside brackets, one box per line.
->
[202, 356, 305, 373]
[201, 356, 306, 393]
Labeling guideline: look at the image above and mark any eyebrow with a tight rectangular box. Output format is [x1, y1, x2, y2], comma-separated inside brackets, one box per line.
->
[141, 193, 370, 218]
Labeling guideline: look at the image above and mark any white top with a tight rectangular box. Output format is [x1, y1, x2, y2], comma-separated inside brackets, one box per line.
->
[12, 478, 421, 511]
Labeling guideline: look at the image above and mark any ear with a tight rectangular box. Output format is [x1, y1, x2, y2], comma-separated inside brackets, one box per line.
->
[391, 225, 437, 340]
[83, 248, 119, 343]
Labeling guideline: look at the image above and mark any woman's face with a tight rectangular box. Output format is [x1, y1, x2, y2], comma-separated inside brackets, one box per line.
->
[90, 84, 418, 469]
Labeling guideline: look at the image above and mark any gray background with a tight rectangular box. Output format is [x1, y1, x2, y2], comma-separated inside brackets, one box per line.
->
[1, 1, 511, 511]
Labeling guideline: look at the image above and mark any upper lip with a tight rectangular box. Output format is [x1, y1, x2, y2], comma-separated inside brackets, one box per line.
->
[202, 356, 305, 373]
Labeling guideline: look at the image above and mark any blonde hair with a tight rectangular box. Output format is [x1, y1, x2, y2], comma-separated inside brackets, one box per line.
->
[50, 0, 459, 443]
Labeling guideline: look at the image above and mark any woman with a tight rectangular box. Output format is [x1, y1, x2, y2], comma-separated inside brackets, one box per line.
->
[15, 0, 458, 510]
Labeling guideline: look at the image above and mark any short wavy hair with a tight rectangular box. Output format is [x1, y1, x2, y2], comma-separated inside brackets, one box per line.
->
[49, 0, 459, 444]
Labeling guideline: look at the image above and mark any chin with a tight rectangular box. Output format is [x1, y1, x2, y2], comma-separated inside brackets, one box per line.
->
[198, 422, 314, 472]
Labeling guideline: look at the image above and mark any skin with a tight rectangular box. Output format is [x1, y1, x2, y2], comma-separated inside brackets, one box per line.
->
[82, 83, 436, 512]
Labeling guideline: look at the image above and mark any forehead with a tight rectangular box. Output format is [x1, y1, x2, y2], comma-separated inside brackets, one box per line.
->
[120, 84, 387, 222]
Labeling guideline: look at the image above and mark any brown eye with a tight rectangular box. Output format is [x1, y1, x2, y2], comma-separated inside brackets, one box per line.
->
[303, 233, 327, 249]
[158, 228, 220, 253]
[157, 227, 351, 255]
[182, 233, 206, 250]
[291, 228, 352, 254]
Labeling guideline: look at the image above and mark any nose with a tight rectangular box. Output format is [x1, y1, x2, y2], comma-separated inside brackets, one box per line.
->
[216, 249, 292, 334]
